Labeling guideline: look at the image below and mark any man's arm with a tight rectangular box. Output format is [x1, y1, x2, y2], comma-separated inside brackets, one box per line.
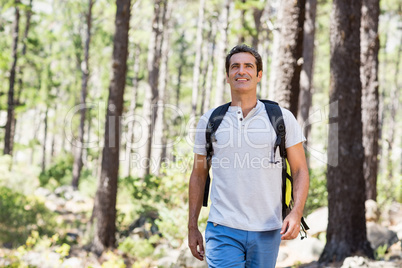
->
[280, 142, 310, 240]
[188, 153, 209, 261]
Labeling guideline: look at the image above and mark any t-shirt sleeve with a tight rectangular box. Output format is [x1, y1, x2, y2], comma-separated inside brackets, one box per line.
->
[281, 108, 306, 148]
[192, 112, 212, 156]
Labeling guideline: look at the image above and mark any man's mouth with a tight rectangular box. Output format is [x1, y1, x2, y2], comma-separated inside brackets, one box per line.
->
[236, 78, 248, 81]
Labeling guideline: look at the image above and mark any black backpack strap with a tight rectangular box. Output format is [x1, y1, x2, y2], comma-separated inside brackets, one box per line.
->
[203, 102, 231, 207]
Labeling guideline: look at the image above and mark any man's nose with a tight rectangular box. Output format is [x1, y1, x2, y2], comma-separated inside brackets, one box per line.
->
[238, 65, 245, 74]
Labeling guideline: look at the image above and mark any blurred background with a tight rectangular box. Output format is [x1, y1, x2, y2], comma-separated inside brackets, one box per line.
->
[0, 0, 401, 267]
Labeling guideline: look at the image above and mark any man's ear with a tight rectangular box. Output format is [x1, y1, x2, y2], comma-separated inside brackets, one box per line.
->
[257, 70, 263, 79]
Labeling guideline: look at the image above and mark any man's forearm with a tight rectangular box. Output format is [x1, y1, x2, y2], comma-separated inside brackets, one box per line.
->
[291, 168, 309, 217]
[188, 173, 206, 229]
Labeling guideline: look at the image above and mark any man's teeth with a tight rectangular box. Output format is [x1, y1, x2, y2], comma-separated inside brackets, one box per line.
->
[237, 78, 247, 81]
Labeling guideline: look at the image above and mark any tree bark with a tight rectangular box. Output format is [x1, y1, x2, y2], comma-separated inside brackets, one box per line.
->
[72, 0, 94, 190]
[123, 45, 140, 178]
[256, 0, 271, 99]
[252, 0, 267, 49]
[41, 107, 49, 173]
[4, 0, 20, 156]
[175, 32, 186, 108]
[272, 0, 305, 116]
[385, 32, 401, 184]
[200, 21, 217, 114]
[214, 0, 231, 107]
[153, 0, 172, 175]
[140, 0, 167, 177]
[297, 0, 317, 167]
[360, 0, 380, 201]
[91, 0, 131, 255]
[238, 0, 246, 44]
[191, 0, 206, 119]
[16, 0, 33, 106]
[319, 0, 374, 263]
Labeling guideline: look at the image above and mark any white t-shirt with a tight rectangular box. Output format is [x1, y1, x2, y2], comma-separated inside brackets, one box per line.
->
[193, 100, 306, 231]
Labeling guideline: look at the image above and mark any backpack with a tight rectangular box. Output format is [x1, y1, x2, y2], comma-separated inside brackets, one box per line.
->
[203, 99, 309, 239]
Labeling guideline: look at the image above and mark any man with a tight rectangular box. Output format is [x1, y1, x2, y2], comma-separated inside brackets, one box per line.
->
[188, 44, 309, 267]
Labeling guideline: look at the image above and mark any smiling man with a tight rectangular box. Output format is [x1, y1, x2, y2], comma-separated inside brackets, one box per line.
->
[188, 44, 309, 268]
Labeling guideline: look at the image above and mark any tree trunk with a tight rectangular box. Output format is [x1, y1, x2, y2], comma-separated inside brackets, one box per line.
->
[30, 108, 41, 165]
[41, 107, 49, 173]
[191, 0, 206, 119]
[252, 0, 267, 49]
[238, 0, 246, 44]
[268, 2, 281, 99]
[214, 0, 231, 107]
[272, 0, 305, 116]
[16, 0, 33, 106]
[360, 0, 379, 201]
[200, 21, 217, 114]
[91, 0, 131, 255]
[175, 32, 186, 108]
[297, 0, 317, 167]
[72, 0, 94, 190]
[319, 0, 374, 263]
[256, 0, 271, 99]
[153, 0, 172, 175]
[123, 45, 140, 178]
[385, 32, 401, 185]
[4, 0, 20, 156]
[140, 0, 167, 177]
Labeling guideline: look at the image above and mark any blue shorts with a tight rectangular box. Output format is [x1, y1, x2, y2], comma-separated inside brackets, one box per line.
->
[205, 222, 281, 268]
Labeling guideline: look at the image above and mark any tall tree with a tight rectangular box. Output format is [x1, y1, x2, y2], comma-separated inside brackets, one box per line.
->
[190, 0, 206, 119]
[16, 0, 33, 105]
[140, 0, 168, 177]
[175, 32, 187, 108]
[251, 0, 269, 49]
[385, 33, 401, 184]
[200, 20, 217, 114]
[72, 0, 94, 190]
[123, 45, 141, 178]
[4, 0, 21, 155]
[41, 107, 49, 172]
[214, 0, 231, 107]
[238, 0, 247, 44]
[297, 0, 317, 166]
[153, 0, 172, 175]
[272, 0, 305, 116]
[319, 0, 374, 262]
[360, 0, 380, 201]
[256, 0, 271, 99]
[91, 0, 131, 255]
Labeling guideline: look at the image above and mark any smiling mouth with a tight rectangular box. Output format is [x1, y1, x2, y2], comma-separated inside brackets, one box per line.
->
[236, 78, 248, 81]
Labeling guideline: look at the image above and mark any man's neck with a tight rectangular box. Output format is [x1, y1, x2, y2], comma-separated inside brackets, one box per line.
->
[230, 96, 258, 118]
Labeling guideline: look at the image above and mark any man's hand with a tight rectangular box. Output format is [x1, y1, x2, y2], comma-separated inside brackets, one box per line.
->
[188, 227, 205, 261]
[280, 211, 301, 240]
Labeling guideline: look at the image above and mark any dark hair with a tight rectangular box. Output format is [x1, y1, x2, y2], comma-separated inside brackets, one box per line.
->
[225, 44, 263, 75]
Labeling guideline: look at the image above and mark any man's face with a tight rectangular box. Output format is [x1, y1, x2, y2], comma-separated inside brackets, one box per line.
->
[226, 52, 262, 93]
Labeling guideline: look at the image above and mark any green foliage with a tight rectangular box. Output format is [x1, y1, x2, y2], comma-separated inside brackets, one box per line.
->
[305, 167, 328, 216]
[118, 237, 154, 259]
[39, 155, 73, 190]
[101, 251, 126, 268]
[374, 244, 388, 260]
[0, 187, 56, 247]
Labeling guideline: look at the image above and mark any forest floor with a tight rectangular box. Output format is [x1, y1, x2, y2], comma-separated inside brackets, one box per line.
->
[0, 186, 401, 267]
